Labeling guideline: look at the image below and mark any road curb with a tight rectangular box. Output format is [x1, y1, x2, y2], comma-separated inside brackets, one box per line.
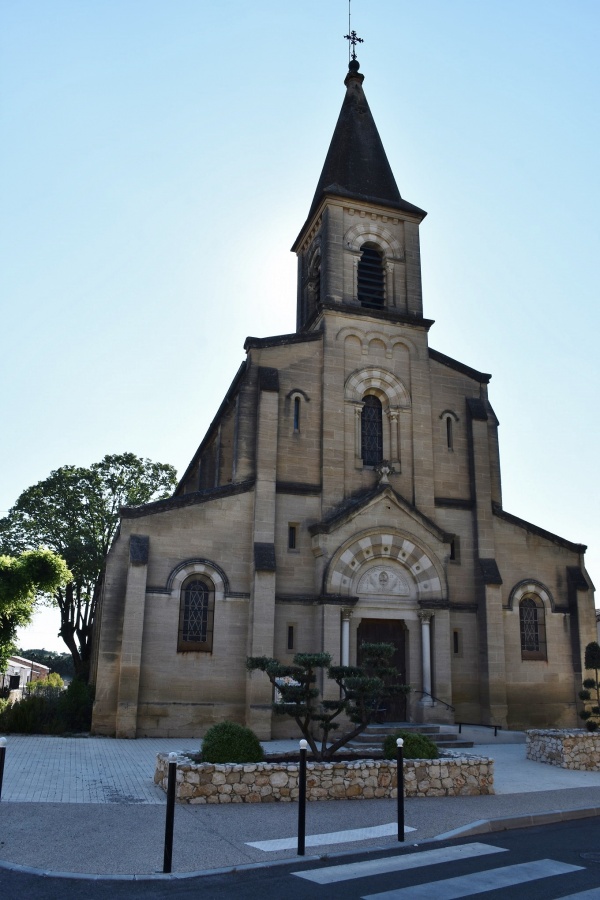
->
[1, 805, 599, 881]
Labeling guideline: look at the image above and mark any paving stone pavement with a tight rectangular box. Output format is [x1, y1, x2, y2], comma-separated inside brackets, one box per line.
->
[2, 733, 600, 876]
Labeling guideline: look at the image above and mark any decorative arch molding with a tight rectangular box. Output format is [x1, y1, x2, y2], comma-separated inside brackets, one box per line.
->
[166, 558, 229, 598]
[286, 388, 310, 402]
[345, 367, 411, 408]
[439, 409, 460, 422]
[344, 223, 404, 260]
[336, 328, 419, 361]
[507, 579, 555, 612]
[325, 528, 446, 600]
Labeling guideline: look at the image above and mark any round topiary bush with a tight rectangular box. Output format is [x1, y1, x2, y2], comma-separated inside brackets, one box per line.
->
[383, 729, 439, 760]
[201, 721, 264, 763]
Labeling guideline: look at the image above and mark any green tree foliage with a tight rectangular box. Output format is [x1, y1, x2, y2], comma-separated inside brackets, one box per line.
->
[247, 642, 409, 761]
[18, 648, 74, 678]
[201, 721, 264, 763]
[0, 677, 94, 734]
[0, 453, 177, 680]
[580, 641, 600, 731]
[0, 549, 71, 673]
[28, 671, 65, 692]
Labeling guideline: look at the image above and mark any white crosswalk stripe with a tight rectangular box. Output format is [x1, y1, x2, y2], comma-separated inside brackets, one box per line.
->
[292, 842, 508, 884]
[247, 822, 415, 852]
[361, 859, 584, 899]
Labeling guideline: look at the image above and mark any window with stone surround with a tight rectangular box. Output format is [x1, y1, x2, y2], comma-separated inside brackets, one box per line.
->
[178, 576, 215, 652]
[519, 595, 547, 660]
[357, 244, 385, 308]
[361, 394, 383, 465]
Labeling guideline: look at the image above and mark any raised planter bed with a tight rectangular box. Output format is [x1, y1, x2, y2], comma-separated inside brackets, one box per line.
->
[155, 753, 494, 803]
[527, 729, 600, 770]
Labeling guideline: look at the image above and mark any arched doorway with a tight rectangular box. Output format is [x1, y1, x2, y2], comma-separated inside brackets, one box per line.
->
[357, 618, 407, 722]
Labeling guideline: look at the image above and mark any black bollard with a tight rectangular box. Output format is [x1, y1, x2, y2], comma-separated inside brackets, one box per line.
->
[0, 738, 6, 802]
[396, 737, 404, 842]
[297, 739, 308, 855]
[163, 752, 178, 873]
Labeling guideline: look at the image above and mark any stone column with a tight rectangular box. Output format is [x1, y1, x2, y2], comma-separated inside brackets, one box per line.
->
[341, 609, 353, 666]
[418, 611, 433, 698]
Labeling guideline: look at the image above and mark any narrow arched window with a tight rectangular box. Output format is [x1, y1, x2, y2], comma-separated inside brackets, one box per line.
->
[519, 596, 546, 660]
[361, 395, 383, 465]
[357, 244, 384, 309]
[446, 416, 453, 450]
[293, 396, 301, 431]
[178, 577, 215, 652]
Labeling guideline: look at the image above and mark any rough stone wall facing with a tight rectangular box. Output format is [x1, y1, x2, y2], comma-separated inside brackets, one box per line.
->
[155, 753, 494, 803]
[526, 730, 600, 770]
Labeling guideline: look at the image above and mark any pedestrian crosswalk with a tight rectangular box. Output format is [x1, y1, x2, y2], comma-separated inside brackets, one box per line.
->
[291, 840, 593, 898]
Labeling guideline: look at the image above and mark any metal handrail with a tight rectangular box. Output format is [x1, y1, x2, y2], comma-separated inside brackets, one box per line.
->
[412, 690, 455, 712]
[457, 722, 503, 737]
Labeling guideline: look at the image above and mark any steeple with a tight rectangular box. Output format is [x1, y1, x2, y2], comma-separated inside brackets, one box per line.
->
[301, 60, 426, 234]
[293, 59, 428, 332]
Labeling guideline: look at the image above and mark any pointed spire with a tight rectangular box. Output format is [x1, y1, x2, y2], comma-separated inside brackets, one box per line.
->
[303, 61, 425, 226]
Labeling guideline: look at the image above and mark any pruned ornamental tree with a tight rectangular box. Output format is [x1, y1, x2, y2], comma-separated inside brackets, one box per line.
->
[0, 453, 177, 680]
[247, 642, 409, 761]
[579, 641, 600, 731]
[0, 549, 71, 673]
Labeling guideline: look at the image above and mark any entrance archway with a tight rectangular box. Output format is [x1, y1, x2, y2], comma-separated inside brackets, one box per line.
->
[357, 618, 407, 722]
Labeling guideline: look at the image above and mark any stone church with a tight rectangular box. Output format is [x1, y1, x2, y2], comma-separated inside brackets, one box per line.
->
[91, 58, 595, 739]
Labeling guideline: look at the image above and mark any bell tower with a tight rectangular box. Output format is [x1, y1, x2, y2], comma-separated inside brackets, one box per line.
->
[292, 58, 428, 332]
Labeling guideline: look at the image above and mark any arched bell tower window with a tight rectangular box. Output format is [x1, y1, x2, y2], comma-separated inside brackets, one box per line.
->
[178, 576, 215, 652]
[357, 244, 384, 309]
[519, 595, 547, 661]
[361, 395, 383, 465]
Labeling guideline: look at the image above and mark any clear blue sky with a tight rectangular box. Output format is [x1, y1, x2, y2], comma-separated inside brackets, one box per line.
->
[2, 1, 598, 653]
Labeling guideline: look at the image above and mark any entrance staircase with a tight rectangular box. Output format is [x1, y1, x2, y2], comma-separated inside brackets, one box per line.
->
[347, 722, 474, 752]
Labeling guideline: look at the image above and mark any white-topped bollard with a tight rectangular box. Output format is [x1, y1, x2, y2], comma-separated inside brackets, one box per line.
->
[163, 752, 178, 873]
[396, 737, 405, 842]
[298, 739, 309, 855]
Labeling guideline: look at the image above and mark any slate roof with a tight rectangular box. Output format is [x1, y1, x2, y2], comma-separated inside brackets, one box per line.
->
[295, 61, 426, 246]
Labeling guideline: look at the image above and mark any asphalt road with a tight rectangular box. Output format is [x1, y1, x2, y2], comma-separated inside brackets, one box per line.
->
[2, 817, 600, 899]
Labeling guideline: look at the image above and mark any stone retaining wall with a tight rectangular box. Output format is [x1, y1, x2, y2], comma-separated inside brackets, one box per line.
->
[155, 754, 494, 803]
[526, 729, 600, 770]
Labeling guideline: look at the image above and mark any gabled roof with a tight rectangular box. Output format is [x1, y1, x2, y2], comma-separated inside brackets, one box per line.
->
[309, 483, 449, 544]
[294, 60, 426, 247]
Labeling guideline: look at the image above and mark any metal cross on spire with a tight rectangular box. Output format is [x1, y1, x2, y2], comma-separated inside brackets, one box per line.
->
[344, 0, 363, 61]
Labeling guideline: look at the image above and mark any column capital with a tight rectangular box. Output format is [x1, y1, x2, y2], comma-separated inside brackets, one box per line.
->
[418, 610, 433, 624]
[341, 608, 353, 621]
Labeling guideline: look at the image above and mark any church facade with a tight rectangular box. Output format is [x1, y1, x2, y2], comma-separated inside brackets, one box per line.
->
[91, 59, 595, 739]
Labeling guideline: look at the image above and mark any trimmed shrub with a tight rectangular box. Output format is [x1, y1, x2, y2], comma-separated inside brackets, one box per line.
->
[383, 729, 439, 760]
[201, 721, 264, 763]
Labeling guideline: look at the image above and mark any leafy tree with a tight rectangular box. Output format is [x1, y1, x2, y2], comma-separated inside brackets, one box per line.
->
[0, 453, 177, 680]
[247, 642, 409, 761]
[0, 549, 71, 673]
[28, 672, 65, 692]
[579, 641, 600, 731]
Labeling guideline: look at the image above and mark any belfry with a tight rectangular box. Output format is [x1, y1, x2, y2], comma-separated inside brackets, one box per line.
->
[91, 53, 595, 739]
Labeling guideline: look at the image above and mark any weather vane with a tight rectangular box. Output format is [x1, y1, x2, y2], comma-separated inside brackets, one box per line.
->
[344, 0, 364, 61]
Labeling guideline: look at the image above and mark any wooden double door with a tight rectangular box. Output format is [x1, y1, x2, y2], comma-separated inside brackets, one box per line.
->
[357, 618, 407, 722]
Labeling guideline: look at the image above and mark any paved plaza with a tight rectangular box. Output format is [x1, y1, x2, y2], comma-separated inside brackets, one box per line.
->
[1, 731, 600, 877]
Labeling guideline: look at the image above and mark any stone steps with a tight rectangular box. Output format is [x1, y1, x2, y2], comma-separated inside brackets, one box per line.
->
[347, 722, 474, 751]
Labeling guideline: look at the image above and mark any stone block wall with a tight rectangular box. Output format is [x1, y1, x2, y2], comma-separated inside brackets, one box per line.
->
[155, 753, 494, 803]
[526, 729, 600, 770]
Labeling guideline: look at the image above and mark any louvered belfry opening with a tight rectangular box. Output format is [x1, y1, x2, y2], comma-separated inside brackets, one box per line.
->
[361, 395, 383, 465]
[357, 244, 384, 308]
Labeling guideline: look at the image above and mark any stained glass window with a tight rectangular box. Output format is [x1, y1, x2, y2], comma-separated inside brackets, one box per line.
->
[519, 596, 546, 660]
[361, 395, 383, 465]
[178, 578, 214, 652]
